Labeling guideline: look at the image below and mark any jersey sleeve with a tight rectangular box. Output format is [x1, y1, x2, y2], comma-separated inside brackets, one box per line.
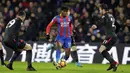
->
[46, 16, 57, 35]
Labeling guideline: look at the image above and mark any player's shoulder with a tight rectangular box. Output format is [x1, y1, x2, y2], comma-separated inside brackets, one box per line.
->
[54, 15, 60, 19]
[10, 18, 16, 21]
[12, 18, 21, 22]
[8, 18, 17, 24]
[105, 13, 113, 17]
[102, 13, 110, 19]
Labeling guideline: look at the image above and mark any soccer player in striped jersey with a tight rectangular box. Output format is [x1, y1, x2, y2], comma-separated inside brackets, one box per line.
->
[46, 6, 73, 69]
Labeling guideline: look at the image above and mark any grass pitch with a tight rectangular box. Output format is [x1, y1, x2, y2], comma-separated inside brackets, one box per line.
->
[0, 61, 129, 73]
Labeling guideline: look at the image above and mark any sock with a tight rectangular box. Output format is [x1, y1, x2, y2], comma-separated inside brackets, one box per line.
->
[0, 50, 4, 64]
[9, 51, 21, 65]
[26, 50, 32, 68]
[64, 55, 69, 61]
[50, 47, 55, 61]
[56, 49, 61, 63]
[71, 50, 78, 62]
[102, 50, 115, 63]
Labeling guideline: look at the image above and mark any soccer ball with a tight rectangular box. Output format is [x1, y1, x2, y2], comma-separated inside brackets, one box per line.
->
[58, 59, 67, 67]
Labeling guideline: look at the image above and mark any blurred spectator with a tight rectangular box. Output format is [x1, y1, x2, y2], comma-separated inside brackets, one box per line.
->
[0, 12, 4, 41]
[74, 19, 80, 28]
[88, 0, 95, 16]
[3, 7, 9, 21]
[22, 0, 29, 8]
[124, 35, 130, 43]
[0, 0, 129, 43]
[80, 10, 91, 34]
[75, 27, 85, 43]
[74, 3, 80, 13]
[0, 3, 4, 12]
[24, 13, 39, 41]
[36, 6, 47, 31]
[1, 0, 6, 7]
[124, 3, 130, 18]
[4, 10, 15, 25]
[18, 2, 24, 10]
[91, 35, 96, 42]
[123, 19, 130, 34]
[12, 0, 19, 7]
[6, 0, 14, 10]
[14, 6, 19, 14]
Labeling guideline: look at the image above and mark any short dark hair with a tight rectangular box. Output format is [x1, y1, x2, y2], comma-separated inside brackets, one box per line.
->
[100, 4, 108, 11]
[61, 6, 69, 12]
[17, 11, 26, 17]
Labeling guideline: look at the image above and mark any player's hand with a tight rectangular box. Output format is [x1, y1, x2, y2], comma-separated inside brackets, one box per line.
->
[91, 25, 97, 29]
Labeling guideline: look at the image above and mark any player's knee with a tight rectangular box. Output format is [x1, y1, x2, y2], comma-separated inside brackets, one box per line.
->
[99, 45, 106, 53]
[60, 48, 64, 53]
[27, 44, 32, 50]
[71, 46, 76, 51]
[56, 42, 62, 49]
[24, 43, 32, 50]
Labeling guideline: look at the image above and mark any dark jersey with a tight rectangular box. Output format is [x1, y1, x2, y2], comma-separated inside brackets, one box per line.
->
[98, 13, 116, 37]
[3, 18, 23, 42]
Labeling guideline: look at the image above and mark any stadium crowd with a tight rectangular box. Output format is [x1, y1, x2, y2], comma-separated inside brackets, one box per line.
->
[0, 0, 130, 43]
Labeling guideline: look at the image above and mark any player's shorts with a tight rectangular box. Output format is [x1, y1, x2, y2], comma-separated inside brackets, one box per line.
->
[3, 39, 26, 51]
[102, 36, 117, 51]
[56, 35, 72, 49]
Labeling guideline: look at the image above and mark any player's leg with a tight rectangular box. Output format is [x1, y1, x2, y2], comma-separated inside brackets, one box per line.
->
[0, 42, 5, 66]
[52, 36, 64, 69]
[21, 41, 36, 71]
[6, 51, 21, 70]
[3, 40, 21, 70]
[63, 37, 71, 61]
[50, 47, 55, 62]
[99, 37, 119, 71]
[52, 41, 63, 69]
[71, 46, 78, 62]
[71, 45, 82, 67]
[55, 41, 63, 62]
[55, 36, 64, 63]
[71, 36, 82, 67]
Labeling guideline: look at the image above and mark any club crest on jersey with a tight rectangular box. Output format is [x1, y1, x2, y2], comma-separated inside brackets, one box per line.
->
[61, 22, 69, 27]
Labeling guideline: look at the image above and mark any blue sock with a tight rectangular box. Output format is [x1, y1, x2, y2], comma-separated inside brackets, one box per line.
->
[64, 55, 69, 60]
[56, 49, 61, 63]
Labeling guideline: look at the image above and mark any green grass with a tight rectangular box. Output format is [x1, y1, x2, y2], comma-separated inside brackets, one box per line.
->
[0, 61, 129, 73]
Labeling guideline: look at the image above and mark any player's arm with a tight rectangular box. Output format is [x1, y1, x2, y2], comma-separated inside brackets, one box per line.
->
[46, 16, 57, 40]
[90, 16, 105, 33]
[46, 17, 57, 35]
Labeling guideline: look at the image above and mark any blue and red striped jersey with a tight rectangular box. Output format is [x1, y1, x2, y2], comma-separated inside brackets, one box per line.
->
[46, 15, 73, 37]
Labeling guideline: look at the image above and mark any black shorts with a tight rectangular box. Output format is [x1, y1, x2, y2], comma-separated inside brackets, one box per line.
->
[102, 36, 117, 51]
[3, 39, 26, 51]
